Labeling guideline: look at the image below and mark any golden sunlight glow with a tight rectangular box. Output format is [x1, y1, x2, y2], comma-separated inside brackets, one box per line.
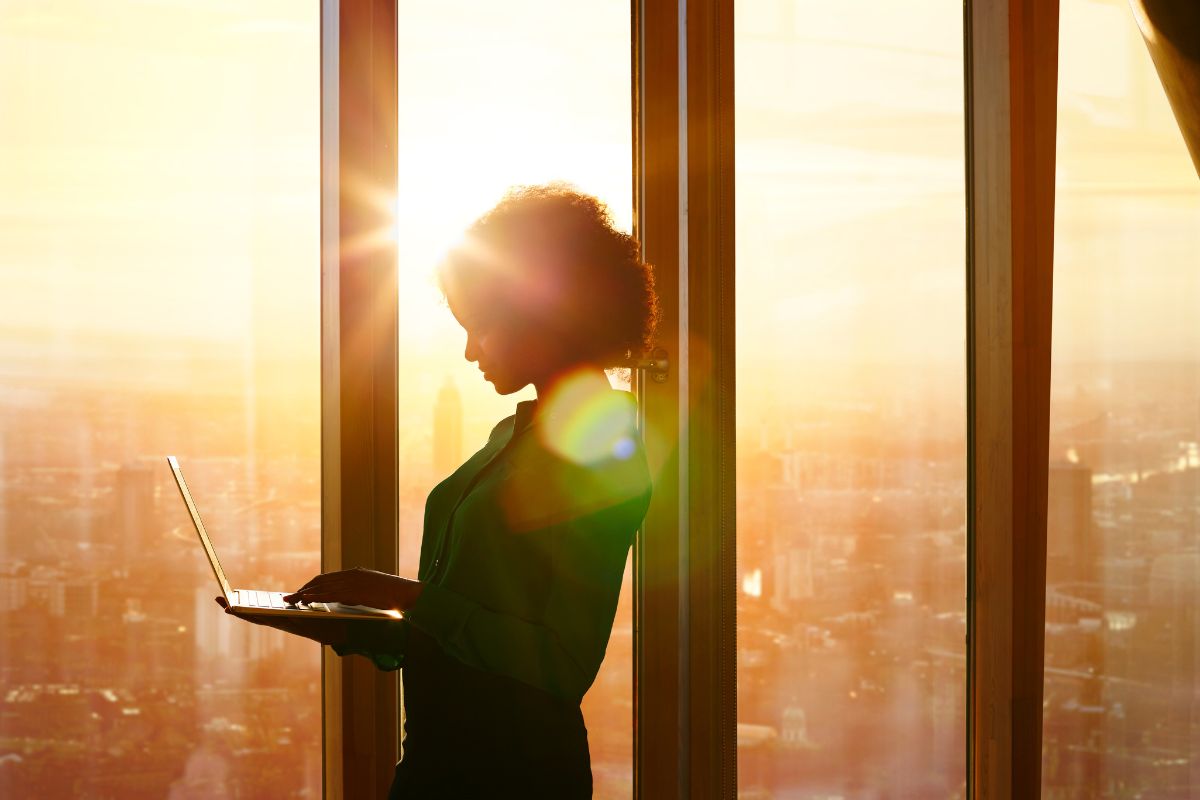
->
[4, 1, 1196, 798]
[344, 181, 402, 261]
[393, 0, 632, 447]
[742, 568, 763, 598]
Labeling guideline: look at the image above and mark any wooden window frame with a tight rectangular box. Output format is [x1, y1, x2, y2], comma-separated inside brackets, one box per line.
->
[634, 0, 736, 798]
[965, 1, 1059, 798]
[320, 2, 400, 798]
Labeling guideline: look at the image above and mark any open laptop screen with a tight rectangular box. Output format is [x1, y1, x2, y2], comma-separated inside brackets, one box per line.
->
[167, 456, 234, 600]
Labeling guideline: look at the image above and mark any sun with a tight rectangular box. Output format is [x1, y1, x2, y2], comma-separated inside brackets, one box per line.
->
[393, 130, 631, 342]
[390, 2, 633, 354]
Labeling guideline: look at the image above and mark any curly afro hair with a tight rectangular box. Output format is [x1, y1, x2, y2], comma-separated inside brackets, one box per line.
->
[437, 183, 659, 370]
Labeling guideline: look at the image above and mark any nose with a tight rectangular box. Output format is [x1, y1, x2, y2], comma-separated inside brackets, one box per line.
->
[464, 332, 481, 365]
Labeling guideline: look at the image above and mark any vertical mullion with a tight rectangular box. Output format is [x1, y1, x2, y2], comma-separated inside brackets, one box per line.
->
[319, 3, 342, 794]
[1009, 2, 1059, 793]
[683, 0, 736, 796]
[635, 0, 735, 797]
[965, 1, 1059, 798]
[634, 0, 684, 797]
[321, 2, 399, 798]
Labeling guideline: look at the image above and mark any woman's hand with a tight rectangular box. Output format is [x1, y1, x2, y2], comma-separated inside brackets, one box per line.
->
[214, 596, 351, 647]
[283, 567, 424, 612]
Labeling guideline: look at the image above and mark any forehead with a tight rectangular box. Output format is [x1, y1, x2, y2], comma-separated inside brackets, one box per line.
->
[445, 277, 505, 324]
[441, 243, 548, 327]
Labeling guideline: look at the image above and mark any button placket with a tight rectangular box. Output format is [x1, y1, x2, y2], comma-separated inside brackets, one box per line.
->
[428, 431, 521, 581]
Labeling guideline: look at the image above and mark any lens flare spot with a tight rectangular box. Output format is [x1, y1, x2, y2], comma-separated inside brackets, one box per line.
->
[538, 369, 635, 466]
[612, 436, 635, 461]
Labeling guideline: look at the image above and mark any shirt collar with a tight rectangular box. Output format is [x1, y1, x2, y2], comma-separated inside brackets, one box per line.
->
[513, 399, 538, 435]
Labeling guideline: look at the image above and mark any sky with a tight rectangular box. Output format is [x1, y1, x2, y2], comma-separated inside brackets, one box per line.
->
[0, 1, 317, 339]
[0, 0, 1196, 408]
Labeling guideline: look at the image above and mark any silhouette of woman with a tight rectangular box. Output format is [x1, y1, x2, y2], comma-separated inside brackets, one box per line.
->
[218, 184, 657, 798]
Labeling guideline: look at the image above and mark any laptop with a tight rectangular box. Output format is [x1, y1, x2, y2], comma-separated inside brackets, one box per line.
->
[167, 456, 399, 621]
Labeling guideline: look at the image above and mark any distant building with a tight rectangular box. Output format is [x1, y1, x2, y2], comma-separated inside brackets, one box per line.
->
[116, 461, 157, 560]
[780, 705, 809, 749]
[49, 580, 99, 618]
[432, 378, 463, 479]
[1044, 461, 1107, 797]
[736, 722, 778, 796]
[0, 576, 27, 612]
[192, 586, 283, 663]
[1046, 461, 1094, 587]
[772, 547, 814, 608]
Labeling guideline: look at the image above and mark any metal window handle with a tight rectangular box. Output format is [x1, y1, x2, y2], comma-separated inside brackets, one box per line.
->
[629, 347, 669, 383]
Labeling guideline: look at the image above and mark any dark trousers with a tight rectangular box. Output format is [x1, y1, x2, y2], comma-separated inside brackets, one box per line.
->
[388, 628, 592, 799]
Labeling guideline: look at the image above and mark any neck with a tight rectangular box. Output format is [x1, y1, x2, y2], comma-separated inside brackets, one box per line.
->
[532, 367, 611, 413]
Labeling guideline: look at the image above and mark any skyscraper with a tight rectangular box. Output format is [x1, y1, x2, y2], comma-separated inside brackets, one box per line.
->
[433, 377, 463, 479]
[116, 461, 156, 562]
[1046, 461, 1095, 588]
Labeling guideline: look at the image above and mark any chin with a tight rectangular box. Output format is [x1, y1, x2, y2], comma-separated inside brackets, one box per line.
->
[487, 376, 526, 396]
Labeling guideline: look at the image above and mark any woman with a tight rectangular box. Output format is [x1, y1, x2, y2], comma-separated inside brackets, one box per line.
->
[220, 184, 657, 798]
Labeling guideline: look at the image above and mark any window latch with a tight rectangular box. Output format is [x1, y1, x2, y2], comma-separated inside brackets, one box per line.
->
[630, 347, 670, 383]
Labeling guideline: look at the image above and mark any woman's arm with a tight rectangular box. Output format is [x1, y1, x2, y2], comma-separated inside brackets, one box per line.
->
[278, 568, 422, 670]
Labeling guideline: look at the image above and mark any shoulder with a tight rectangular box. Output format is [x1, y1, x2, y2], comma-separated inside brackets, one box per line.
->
[500, 391, 651, 531]
[488, 414, 517, 442]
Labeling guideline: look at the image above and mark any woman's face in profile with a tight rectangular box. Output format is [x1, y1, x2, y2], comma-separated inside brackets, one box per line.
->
[447, 282, 570, 396]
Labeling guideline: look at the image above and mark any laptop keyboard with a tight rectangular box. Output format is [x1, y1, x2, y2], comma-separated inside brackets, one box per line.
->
[238, 590, 326, 612]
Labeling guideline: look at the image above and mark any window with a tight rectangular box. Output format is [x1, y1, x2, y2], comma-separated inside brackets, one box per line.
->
[0, 3, 321, 796]
[12, 2, 1183, 795]
[734, 1, 967, 795]
[393, 2, 634, 795]
[1042, 1, 1200, 796]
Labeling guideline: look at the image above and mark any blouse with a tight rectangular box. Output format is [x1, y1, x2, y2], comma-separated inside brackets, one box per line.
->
[335, 388, 652, 703]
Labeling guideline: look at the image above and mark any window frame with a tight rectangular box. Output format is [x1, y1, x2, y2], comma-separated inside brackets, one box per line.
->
[648, 1, 1065, 797]
[633, 0, 736, 797]
[320, 1, 1067, 797]
[320, 2, 401, 798]
[964, 1, 1059, 798]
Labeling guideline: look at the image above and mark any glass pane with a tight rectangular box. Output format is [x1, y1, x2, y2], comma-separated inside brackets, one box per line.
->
[0, 3, 321, 797]
[734, 2, 967, 796]
[1042, 2, 1200, 797]
[395, 3, 633, 796]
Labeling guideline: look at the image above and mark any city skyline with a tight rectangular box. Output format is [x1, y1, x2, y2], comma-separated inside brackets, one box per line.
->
[2, 0, 1197, 797]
